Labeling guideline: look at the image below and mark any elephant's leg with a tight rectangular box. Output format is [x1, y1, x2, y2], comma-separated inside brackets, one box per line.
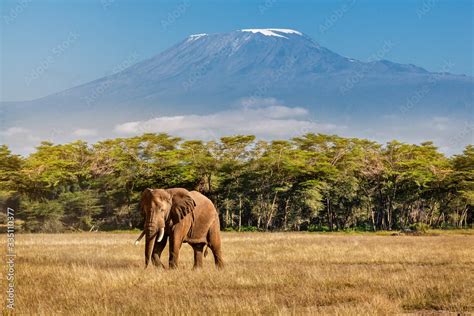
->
[207, 221, 224, 268]
[168, 234, 183, 269]
[151, 236, 168, 268]
[192, 243, 205, 270]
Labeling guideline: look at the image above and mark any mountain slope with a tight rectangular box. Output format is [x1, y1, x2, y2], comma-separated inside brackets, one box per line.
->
[1, 28, 473, 152]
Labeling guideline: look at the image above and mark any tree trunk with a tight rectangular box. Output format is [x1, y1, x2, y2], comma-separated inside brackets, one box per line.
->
[283, 197, 290, 231]
[368, 200, 376, 231]
[266, 192, 278, 231]
[225, 204, 229, 228]
[207, 174, 212, 193]
[327, 198, 333, 231]
[238, 195, 242, 231]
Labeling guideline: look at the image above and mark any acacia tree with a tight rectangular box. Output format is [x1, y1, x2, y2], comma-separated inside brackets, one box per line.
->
[445, 145, 474, 227]
[16, 141, 97, 231]
[4, 133, 473, 232]
[180, 140, 218, 194]
[214, 135, 256, 229]
[0, 145, 23, 220]
[90, 133, 184, 229]
[378, 141, 450, 230]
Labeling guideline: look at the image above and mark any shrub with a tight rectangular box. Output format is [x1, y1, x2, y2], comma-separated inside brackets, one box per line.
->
[307, 225, 330, 232]
[240, 226, 258, 232]
[60, 190, 102, 231]
[409, 223, 430, 233]
[223, 226, 258, 232]
[19, 199, 65, 232]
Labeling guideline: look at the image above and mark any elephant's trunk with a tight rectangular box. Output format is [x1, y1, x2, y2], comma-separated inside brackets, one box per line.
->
[144, 226, 157, 267]
[144, 225, 165, 267]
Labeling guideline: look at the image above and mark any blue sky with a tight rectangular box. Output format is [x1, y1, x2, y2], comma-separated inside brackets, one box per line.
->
[1, 0, 472, 101]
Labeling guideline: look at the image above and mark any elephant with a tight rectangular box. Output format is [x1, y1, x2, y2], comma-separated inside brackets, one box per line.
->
[137, 187, 224, 269]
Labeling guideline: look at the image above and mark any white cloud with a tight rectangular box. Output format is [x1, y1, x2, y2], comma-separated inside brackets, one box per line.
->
[26, 134, 41, 142]
[1, 104, 471, 157]
[237, 98, 308, 118]
[0, 127, 42, 155]
[113, 101, 471, 156]
[0, 127, 29, 136]
[72, 128, 98, 137]
[240, 97, 284, 108]
[115, 102, 341, 139]
[358, 116, 473, 155]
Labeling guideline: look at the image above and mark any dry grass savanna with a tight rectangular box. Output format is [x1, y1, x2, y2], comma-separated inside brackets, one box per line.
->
[2, 231, 473, 315]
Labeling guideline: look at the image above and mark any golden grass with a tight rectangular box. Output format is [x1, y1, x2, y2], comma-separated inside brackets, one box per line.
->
[1, 232, 473, 315]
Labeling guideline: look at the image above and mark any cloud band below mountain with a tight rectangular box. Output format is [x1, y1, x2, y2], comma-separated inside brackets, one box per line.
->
[114, 101, 342, 139]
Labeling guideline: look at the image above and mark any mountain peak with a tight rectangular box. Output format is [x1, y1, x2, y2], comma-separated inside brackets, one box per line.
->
[187, 33, 208, 42]
[240, 28, 303, 38]
[3, 27, 470, 155]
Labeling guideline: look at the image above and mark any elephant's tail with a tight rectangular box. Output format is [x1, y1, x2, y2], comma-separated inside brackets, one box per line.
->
[204, 245, 209, 257]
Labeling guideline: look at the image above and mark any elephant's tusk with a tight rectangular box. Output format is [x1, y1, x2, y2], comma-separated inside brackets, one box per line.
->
[134, 230, 145, 245]
[157, 227, 165, 243]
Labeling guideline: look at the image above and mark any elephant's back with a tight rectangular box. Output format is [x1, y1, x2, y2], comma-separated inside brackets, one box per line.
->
[190, 191, 217, 213]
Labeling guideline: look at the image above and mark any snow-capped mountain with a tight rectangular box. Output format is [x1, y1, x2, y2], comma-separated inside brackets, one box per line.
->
[1, 28, 472, 153]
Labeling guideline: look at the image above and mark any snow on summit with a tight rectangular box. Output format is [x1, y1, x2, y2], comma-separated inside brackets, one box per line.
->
[241, 28, 303, 38]
[187, 33, 208, 41]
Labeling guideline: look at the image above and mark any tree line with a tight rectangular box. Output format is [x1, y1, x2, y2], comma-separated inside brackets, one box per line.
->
[0, 133, 472, 232]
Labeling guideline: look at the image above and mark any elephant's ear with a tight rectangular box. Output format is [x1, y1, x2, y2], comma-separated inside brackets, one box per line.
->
[167, 188, 196, 222]
[139, 188, 153, 216]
